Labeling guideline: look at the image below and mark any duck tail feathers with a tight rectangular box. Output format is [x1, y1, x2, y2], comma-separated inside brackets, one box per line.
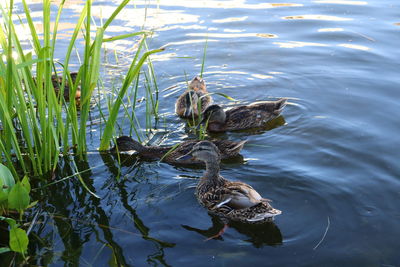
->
[273, 98, 287, 116]
[228, 140, 247, 154]
[247, 208, 282, 222]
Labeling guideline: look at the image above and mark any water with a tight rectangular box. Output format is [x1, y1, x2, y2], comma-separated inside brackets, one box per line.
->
[4, 0, 400, 266]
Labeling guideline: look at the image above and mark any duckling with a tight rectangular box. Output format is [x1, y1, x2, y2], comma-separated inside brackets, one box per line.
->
[111, 136, 246, 165]
[177, 141, 281, 237]
[200, 98, 287, 132]
[175, 76, 212, 118]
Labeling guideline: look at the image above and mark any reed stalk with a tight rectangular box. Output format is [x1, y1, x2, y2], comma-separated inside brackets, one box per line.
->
[0, 0, 163, 177]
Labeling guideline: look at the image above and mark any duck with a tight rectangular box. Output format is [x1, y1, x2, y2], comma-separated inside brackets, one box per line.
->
[199, 98, 287, 132]
[51, 72, 81, 103]
[33, 72, 81, 103]
[175, 76, 212, 118]
[177, 141, 281, 238]
[111, 136, 246, 165]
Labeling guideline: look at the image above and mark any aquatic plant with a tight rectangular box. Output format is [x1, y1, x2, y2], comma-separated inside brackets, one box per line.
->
[0, 164, 33, 260]
[0, 0, 163, 176]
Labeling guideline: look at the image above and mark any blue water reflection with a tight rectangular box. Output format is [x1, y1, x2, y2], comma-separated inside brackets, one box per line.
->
[12, 0, 400, 265]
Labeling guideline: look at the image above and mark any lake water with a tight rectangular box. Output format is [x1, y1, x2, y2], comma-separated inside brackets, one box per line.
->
[6, 0, 400, 266]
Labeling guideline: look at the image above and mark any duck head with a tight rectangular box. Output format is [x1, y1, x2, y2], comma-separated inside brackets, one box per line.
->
[189, 76, 206, 92]
[111, 136, 145, 152]
[177, 141, 221, 163]
[199, 104, 226, 126]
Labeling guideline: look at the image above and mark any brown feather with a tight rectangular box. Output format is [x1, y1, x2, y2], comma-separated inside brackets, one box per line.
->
[175, 77, 212, 118]
[111, 136, 245, 165]
[188, 141, 281, 223]
[203, 99, 287, 132]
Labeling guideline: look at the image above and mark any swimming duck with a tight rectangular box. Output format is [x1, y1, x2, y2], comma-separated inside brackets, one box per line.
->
[111, 136, 246, 165]
[33, 72, 81, 102]
[177, 141, 281, 237]
[51, 72, 81, 102]
[200, 98, 287, 132]
[175, 76, 212, 118]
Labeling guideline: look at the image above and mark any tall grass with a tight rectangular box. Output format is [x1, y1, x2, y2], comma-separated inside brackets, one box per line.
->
[0, 0, 163, 177]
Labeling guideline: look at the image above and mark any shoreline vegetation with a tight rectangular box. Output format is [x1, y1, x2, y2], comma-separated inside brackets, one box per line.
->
[0, 0, 164, 262]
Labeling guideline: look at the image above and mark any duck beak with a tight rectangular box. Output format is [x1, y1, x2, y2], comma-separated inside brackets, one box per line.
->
[177, 153, 194, 161]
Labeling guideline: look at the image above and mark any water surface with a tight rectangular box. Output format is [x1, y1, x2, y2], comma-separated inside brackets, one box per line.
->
[6, 0, 400, 266]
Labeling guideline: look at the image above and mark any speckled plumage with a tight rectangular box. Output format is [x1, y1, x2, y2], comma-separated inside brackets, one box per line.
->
[51, 72, 81, 102]
[202, 98, 287, 132]
[33, 72, 81, 102]
[111, 136, 246, 165]
[175, 76, 212, 118]
[179, 141, 281, 223]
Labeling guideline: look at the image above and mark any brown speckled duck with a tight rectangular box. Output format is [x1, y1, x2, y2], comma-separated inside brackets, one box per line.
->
[111, 136, 246, 165]
[33, 72, 81, 102]
[177, 141, 281, 233]
[51, 72, 81, 102]
[175, 76, 212, 118]
[200, 98, 287, 132]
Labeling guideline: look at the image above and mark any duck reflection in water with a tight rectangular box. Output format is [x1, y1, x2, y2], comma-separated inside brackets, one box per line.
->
[182, 214, 282, 247]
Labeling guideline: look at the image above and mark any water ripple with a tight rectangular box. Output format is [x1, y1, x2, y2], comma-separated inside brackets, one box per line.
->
[282, 14, 353, 21]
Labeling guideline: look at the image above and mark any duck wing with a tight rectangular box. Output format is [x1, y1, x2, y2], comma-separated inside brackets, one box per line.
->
[175, 91, 189, 117]
[141, 145, 171, 159]
[225, 106, 257, 130]
[176, 90, 202, 117]
[211, 181, 268, 210]
[163, 140, 197, 162]
[225, 99, 287, 130]
[249, 98, 287, 116]
[174, 140, 197, 155]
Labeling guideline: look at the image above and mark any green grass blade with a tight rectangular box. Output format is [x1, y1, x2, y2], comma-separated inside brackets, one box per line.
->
[21, 0, 41, 54]
[103, 32, 149, 42]
[102, 0, 130, 30]
[77, 27, 105, 155]
[200, 38, 208, 78]
[99, 45, 165, 150]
